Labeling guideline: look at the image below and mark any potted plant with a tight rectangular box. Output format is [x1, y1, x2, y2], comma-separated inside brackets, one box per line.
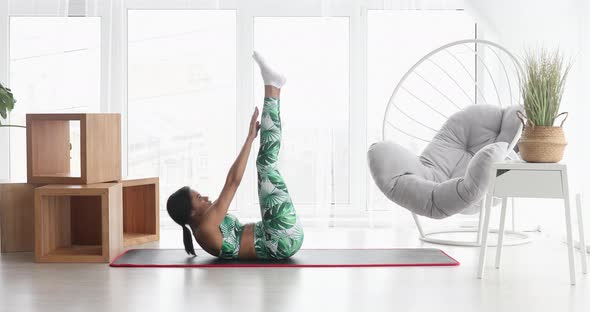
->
[0, 83, 24, 128]
[517, 49, 571, 163]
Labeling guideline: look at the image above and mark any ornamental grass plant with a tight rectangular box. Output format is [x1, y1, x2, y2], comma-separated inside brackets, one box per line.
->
[520, 49, 571, 126]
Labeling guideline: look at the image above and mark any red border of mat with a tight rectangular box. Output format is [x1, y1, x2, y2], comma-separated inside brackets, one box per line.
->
[109, 248, 460, 268]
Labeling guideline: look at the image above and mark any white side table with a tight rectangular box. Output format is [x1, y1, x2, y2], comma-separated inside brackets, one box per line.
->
[477, 161, 587, 285]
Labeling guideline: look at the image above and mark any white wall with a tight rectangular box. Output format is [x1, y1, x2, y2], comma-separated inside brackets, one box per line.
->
[0, 0, 8, 182]
[467, 0, 589, 236]
[468, 0, 585, 174]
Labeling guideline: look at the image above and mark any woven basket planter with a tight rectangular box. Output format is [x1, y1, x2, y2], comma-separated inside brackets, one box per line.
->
[517, 112, 568, 163]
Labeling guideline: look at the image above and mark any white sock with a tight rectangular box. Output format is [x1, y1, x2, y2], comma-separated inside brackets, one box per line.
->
[252, 51, 286, 89]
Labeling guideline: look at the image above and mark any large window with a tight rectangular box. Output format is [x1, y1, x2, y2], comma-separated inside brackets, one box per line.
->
[127, 9, 476, 221]
[1, 3, 480, 224]
[253, 17, 350, 210]
[8, 17, 101, 181]
[127, 10, 237, 225]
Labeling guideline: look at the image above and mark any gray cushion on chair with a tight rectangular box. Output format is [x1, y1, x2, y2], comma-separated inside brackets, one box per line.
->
[368, 105, 521, 219]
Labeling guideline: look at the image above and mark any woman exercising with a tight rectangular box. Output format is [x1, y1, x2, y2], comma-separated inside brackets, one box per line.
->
[166, 52, 303, 260]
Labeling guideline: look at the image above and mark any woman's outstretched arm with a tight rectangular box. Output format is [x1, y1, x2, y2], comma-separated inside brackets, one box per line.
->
[209, 107, 260, 222]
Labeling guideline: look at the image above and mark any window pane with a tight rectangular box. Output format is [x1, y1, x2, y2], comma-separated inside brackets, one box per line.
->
[254, 17, 350, 208]
[367, 11, 475, 211]
[128, 10, 237, 225]
[9, 17, 101, 181]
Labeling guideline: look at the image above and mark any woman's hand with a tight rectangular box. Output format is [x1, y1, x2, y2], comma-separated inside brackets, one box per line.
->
[248, 107, 261, 141]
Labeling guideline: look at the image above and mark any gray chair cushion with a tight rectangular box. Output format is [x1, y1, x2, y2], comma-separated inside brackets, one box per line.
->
[368, 105, 521, 219]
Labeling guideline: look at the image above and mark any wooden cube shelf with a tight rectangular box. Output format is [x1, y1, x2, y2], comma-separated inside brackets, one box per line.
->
[27, 113, 121, 185]
[35, 183, 123, 263]
[0, 183, 36, 253]
[122, 177, 160, 247]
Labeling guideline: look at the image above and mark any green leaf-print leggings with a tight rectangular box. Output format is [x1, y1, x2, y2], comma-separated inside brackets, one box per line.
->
[254, 97, 304, 260]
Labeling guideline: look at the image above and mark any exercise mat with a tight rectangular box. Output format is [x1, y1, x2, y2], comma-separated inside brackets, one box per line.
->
[110, 248, 459, 268]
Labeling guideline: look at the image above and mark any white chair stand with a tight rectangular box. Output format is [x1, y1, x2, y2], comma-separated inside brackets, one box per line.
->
[413, 203, 532, 247]
[477, 161, 588, 285]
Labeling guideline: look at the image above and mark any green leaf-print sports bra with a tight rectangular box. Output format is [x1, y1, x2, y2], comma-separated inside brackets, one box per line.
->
[219, 213, 245, 259]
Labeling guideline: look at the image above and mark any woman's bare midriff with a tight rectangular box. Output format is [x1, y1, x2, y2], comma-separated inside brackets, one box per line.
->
[238, 223, 257, 260]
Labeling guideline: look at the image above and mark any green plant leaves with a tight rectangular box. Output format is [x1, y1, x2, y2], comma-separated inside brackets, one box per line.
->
[254, 238, 270, 259]
[275, 225, 304, 258]
[263, 201, 297, 231]
[267, 106, 280, 125]
[256, 140, 280, 167]
[276, 236, 301, 259]
[0, 83, 17, 125]
[267, 170, 288, 193]
[219, 214, 244, 259]
[260, 125, 280, 144]
[261, 186, 288, 208]
[520, 49, 571, 126]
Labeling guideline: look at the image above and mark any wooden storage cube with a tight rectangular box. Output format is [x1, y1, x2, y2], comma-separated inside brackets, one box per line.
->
[0, 183, 36, 252]
[35, 183, 122, 263]
[27, 113, 121, 184]
[122, 178, 160, 247]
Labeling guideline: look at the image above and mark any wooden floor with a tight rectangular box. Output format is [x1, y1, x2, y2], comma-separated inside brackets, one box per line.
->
[0, 227, 588, 312]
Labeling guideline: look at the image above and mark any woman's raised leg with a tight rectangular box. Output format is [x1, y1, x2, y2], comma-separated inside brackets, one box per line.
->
[252, 53, 303, 259]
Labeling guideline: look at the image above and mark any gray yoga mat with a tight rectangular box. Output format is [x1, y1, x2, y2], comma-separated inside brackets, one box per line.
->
[110, 248, 459, 268]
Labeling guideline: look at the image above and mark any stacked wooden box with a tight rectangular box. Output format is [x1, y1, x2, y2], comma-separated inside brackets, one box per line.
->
[0, 113, 159, 263]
